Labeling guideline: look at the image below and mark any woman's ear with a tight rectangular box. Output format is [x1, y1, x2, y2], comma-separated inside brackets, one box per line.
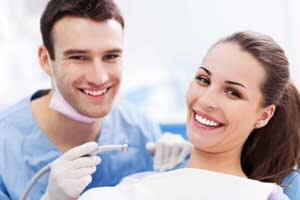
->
[255, 104, 276, 129]
[38, 46, 52, 76]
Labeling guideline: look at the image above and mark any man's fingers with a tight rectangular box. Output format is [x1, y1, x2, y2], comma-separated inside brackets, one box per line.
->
[154, 143, 171, 171]
[64, 175, 93, 197]
[69, 167, 97, 178]
[71, 156, 101, 169]
[78, 175, 93, 189]
[175, 142, 193, 165]
[165, 144, 182, 170]
[153, 142, 163, 170]
[150, 133, 192, 171]
[63, 142, 98, 160]
[161, 143, 172, 170]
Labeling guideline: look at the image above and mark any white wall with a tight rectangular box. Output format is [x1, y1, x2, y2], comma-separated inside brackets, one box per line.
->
[0, 0, 49, 109]
[0, 0, 299, 123]
[116, 0, 300, 122]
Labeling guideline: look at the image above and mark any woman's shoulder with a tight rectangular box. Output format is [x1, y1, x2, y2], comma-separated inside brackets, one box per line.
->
[268, 186, 290, 200]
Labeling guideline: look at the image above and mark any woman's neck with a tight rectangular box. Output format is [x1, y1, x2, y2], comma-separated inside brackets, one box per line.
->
[186, 147, 246, 178]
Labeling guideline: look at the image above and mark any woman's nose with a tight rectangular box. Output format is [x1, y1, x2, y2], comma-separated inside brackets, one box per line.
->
[197, 88, 219, 112]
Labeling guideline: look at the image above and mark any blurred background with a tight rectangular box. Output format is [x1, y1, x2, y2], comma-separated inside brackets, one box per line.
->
[0, 0, 299, 124]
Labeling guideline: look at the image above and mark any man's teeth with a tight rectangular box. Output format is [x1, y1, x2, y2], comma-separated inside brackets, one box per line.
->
[83, 88, 107, 96]
[195, 114, 220, 127]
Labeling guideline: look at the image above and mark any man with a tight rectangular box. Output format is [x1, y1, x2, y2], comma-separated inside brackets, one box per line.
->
[0, 0, 191, 200]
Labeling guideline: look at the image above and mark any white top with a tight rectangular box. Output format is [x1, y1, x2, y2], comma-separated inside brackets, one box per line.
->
[80, 168, 287, 200]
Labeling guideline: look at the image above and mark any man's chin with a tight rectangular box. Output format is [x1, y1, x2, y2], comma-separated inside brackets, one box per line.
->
[80, 108, 111, 119]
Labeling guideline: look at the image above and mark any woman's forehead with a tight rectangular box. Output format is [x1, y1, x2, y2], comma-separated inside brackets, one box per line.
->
[201, 43, 266, 89]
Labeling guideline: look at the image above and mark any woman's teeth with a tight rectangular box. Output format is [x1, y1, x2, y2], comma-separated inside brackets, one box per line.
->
[83, 88, 108, 96]
[195, 114, 220, 127]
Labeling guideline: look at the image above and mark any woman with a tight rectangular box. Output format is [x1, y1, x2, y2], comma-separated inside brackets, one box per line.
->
[80, 31, 300, 200]
[185, 31, 300, 199]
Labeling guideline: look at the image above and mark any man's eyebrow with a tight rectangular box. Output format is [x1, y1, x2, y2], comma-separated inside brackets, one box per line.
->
[63, 48, 123, 56]
[199, 66, 211, 76]
[104, 48, 123, 54]
[225, 80, 247, 89]
[63, 49, 89, 56]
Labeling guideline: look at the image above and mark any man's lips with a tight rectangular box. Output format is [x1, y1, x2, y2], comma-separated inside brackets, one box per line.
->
[79, 86, 112, 97]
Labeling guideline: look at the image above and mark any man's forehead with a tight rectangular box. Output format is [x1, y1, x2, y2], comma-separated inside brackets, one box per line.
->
[52, 16, 122, 33]
[51, 16, 123, 52]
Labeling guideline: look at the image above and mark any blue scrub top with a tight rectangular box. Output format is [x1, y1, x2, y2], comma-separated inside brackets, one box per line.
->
[281, 171, 300, 200]
[0, 90, 161, 200]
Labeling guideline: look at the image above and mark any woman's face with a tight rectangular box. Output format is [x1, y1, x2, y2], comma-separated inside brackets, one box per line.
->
[186, 42, 273, 153]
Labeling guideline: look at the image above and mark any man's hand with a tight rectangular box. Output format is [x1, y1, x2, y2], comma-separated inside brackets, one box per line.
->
[41, 142, 101, 200]
[146, 133, 193, 172]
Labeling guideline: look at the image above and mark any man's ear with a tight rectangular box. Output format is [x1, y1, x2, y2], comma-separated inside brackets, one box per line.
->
[38, 46, 52, 76]
[255, 104, 276, 129]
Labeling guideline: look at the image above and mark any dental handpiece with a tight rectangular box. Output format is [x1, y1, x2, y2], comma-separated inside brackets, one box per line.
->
[20, 144, 128, 200]
[88, 144, 129, 156]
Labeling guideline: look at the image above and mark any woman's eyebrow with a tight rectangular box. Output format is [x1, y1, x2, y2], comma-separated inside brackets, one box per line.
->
[199, 66, 247, 89]
[199, 66, 211, 75]
[225, 80, 247, 89]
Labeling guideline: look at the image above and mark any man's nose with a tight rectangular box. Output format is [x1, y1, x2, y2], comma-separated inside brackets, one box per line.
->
[86, 61, 109, 85]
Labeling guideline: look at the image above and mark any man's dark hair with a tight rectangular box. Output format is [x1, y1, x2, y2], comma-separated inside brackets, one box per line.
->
[40, 0, 124, 59]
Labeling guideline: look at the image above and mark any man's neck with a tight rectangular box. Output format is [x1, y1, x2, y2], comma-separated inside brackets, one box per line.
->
[186, 147, 246, 178]
[31, 92, 102, 153]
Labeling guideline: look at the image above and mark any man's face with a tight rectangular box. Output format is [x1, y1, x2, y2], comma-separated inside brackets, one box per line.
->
[50, 16, 123, 118]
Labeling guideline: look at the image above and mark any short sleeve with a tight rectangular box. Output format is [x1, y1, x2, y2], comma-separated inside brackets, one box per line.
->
[281, 171, 300, 200]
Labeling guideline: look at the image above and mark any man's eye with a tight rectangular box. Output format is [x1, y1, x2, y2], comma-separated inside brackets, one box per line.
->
[103, 54, 120, 61]
[225, 88, 242, 99]
[195, 75, 210, 85]
[69, 55, 88, 61]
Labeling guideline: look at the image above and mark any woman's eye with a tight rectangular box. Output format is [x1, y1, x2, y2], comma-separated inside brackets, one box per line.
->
[225, 88, 242, 99]
[196, 75, 210, 85]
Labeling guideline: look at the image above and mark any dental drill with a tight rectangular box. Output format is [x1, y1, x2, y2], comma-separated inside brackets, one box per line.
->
[20, 144, 128, 200]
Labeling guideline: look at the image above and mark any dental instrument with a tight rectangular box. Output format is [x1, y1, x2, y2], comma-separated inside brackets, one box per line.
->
[88, 144, 128, 156]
